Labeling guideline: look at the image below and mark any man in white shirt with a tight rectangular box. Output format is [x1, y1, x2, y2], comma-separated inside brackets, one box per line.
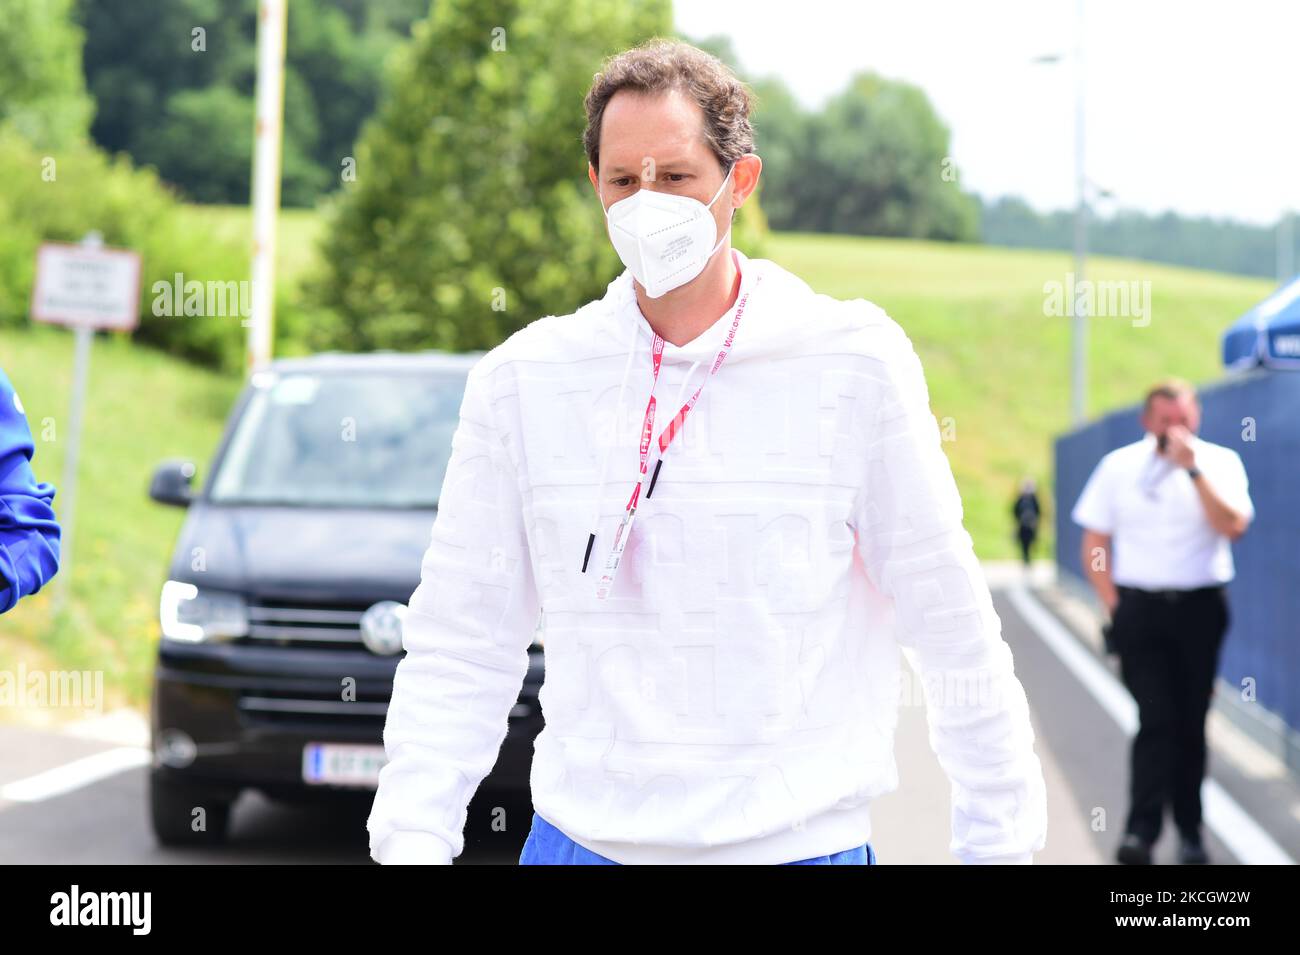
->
[367, 38, 1048, 866]
[1071, 377, 1253, 865]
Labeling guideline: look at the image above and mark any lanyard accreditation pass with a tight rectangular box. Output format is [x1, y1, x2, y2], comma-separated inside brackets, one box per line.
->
[594, 277, 759, 601]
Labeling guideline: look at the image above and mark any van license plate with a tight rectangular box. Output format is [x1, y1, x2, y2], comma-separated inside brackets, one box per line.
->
[302, 743, 387, 788]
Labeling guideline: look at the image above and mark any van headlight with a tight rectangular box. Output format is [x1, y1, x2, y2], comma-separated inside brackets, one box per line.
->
[160, 580, 249, 642]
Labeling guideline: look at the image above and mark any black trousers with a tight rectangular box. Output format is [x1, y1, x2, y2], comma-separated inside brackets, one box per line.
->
[1017, 526, 1036, 565]
[1112, 584, 1229, 844]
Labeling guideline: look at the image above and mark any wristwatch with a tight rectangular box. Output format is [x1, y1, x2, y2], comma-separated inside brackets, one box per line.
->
[1187, 466, 1202, 480]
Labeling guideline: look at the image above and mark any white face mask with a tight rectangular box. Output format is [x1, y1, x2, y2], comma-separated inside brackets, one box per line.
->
[602, 162, 735, 298]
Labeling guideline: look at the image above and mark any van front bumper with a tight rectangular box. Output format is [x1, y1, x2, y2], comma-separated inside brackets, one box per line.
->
[150, 639, 544, 798]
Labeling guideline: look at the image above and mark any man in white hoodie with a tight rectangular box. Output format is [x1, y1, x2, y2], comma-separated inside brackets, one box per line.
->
[367, 38, 1048, 865]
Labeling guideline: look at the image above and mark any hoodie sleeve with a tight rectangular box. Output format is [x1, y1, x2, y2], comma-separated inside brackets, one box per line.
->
[849, 317, 1048, 864]
[0, 368, 61, 613]
[367, 358, 540, 864]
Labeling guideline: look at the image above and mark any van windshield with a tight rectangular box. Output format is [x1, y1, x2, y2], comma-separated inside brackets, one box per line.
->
[209, 370, 467, 508]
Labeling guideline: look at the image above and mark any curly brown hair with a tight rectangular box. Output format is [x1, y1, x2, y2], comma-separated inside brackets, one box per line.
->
[582, 38, 755, 174]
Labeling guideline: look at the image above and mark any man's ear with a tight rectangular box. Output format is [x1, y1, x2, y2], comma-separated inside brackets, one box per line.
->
[588, 163, 599, 192]
[731, 153, 762, 209]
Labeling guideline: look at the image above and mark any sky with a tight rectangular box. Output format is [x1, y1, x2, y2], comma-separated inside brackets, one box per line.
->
[674, 0, 1300, 227]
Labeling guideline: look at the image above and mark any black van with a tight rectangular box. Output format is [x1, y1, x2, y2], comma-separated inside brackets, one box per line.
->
[146, 352, 544, 846]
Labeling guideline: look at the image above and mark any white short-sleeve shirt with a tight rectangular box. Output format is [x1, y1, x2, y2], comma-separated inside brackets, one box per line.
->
[1071, 433, 1253, 589]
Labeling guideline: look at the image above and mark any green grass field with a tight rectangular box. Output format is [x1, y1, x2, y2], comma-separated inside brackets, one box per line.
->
[766, 232, 1274, 562]
[0, 207, 1275, 711]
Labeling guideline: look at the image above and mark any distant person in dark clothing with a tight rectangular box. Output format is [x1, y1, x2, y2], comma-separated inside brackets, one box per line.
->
[1012, 478, 1041, 567]
[0, 366, 60, 612]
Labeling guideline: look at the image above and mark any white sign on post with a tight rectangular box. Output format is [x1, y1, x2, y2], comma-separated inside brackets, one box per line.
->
[29, 233, 142, 611]
[31, 241, 141, 330]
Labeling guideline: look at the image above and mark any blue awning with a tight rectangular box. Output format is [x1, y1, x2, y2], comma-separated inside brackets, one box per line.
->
[1222, 275, 1300, 369]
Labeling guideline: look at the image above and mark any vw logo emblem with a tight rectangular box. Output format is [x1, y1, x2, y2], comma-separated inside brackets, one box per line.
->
[359, 601, 406, 656]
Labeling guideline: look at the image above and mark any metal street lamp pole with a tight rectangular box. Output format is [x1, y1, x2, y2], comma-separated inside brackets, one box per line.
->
[1032, 0, 1089, 424]
[1071, 0, 1087, 425]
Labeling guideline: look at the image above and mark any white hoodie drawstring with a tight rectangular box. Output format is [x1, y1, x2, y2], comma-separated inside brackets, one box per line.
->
[581, 305, 703, 573]
[582, 306, 639, 572]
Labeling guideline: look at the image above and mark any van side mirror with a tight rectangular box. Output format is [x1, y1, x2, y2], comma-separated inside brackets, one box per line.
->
[150, 460, 196, 507]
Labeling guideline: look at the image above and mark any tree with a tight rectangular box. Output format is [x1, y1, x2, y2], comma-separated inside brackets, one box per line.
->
[0, 0, 93, 150]
[747, 75, 812, 232]
[76, 0, 422, 205]
[309, 0, 677, 353]
[801, 72, 978, 240]
[693, 54, 976, 243]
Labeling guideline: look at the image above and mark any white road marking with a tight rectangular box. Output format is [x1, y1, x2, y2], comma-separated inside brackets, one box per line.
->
[1005, 584, 1295, 866]
[0, 746, 151, 803]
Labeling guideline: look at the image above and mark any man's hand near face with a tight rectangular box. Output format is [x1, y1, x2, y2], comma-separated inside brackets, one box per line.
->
[1159, 424, 1197, 469]
[1157, 423, 1251, 540]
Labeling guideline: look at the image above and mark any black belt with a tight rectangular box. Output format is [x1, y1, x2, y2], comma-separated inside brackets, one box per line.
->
[1117, 584, 1224, 603]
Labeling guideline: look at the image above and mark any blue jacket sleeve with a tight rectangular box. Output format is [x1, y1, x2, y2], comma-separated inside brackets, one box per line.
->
[0, 367, 61, 612]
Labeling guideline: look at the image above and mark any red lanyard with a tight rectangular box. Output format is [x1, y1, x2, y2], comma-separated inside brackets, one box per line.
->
[595, 277, 758, 600]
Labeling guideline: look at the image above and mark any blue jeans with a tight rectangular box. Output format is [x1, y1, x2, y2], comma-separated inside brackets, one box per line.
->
[519, 810, 876, 864]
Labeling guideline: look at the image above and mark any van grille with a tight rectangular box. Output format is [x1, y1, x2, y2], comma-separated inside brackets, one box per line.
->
[245, 602, 369, 649]
[236, 689, 535, 728]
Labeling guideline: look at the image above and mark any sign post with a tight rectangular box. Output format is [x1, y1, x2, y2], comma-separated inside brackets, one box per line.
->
[29, 231, 142, 611]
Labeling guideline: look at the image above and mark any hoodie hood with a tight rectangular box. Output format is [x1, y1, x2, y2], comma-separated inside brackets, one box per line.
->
[580, 246, 824, 563]
[605, 247, 817, 366]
